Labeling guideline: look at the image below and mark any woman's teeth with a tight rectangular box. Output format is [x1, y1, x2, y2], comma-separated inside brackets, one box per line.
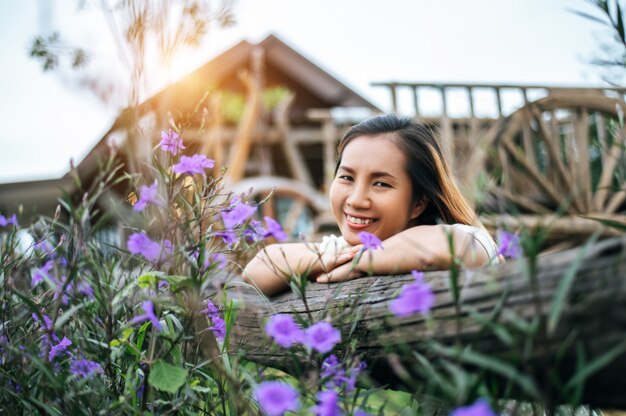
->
[347, 215, 375, 225]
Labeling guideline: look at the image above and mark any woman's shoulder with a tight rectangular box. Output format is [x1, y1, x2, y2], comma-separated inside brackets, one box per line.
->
[450, 223, 501, 263]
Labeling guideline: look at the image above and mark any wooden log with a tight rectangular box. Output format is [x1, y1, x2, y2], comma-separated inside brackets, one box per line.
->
[224, 236, 626, 408]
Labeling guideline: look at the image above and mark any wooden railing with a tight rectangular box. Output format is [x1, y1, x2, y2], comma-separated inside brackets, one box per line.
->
[371, 81, 626, 119]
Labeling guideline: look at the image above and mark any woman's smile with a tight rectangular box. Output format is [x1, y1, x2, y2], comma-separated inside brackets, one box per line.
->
[345, 213, 378, 227]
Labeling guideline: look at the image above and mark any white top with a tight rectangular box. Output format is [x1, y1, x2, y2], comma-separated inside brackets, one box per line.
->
[318, 224, 500, 264]
[450, 223, 500, 264]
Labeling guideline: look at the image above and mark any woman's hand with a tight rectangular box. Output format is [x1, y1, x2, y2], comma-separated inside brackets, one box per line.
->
[316, 245, 366, 283]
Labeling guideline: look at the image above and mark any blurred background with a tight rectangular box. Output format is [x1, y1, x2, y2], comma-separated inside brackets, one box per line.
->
[0, 0, 624, 249]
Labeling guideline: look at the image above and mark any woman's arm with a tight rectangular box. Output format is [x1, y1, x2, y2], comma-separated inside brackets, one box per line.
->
[316, 224, 491, 283]
[243, 242, 358, 295]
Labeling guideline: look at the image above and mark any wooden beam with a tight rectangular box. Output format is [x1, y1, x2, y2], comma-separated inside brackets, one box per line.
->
[224, 236, 626, 408]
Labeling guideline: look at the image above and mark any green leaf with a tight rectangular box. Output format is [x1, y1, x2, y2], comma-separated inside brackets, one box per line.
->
[138, 272, 163, 289]
[564, 340, 626, 392]
[548, 232, 600, 334]
[429, 343, 540, 398]
[149, 359, 188, 394]
[568, 8, 611, 25]
[582, 215, 626, 232]
[164, 274, 193, 291]
[54, 303, 85, 330]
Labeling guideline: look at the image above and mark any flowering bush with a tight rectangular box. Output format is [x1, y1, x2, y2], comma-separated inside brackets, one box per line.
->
[0, 127, 292, 414]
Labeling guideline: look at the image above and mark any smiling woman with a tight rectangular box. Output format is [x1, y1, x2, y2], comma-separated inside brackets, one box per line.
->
[243, 114, 499, 295]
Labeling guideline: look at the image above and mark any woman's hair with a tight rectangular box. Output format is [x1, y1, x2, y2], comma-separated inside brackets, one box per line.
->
[335, 113, 478, 226]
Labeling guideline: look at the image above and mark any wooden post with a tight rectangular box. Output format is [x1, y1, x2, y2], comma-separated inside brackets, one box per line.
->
[438, 86, 454, 167]
[276, 92, 314, 185]
[390, 83, 398, 114]
[495, 87, 503, 118]
[412, 87, 420, 119]
[225, 46, 264, 183]
[308, 109, 338, 194]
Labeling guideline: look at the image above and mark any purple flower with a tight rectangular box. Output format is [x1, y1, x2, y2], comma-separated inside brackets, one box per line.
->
[70, 358, 104, 379]
[244, 220, 266, 242]
[222, 203, 257, 229]
[311, 390, 341, 416]
[214, 230, 237, 247]
[303, 321, 341, 354]
[210, 253, 228, 269]
[204, 299, 220, 317]
[265, 314, 304, 348]
[127, 232, 170, 262]
[389, 271, 435, 317]
[197, 250, 228, 271]
[48, 336, 72, 361]
[77, 281, 95, 300]
[133, 182, 161, 212]
[209, 315, 226, 341]
[34, 239, 54, 255]
[345, 360, 367, 392]
[263, 216, 288, 242]
[32, 313, 53, 331]
[204, 300, 226, 340]
[127, 232, 161, 261]
[496, 230, 522, 259]
[131, 301, 163, 331]
[172, 154, 215, 176]
[0, 213, 18, 227]
[31, 260, 54, 287]
[450, 398, 497, 416]
[253, 381, 300, 416]
[320, 355, 366, 392]
[160, 129, 185, 155]
[357, 232, 382, 251]
[321, 355, 347, 388]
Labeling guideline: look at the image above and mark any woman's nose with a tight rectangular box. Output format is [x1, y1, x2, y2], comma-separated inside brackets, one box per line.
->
[346, 184, 371, 209]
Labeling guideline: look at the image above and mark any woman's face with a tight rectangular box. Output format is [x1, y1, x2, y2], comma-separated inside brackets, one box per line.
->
[329, 134, 425, 246]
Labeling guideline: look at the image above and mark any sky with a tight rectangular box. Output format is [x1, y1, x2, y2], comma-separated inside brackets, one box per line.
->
[0, 0, 613, 183]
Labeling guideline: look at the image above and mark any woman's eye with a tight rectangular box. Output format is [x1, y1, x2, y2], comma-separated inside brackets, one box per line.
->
[338, 175, 353, 181]
[374, 181, 391, 188]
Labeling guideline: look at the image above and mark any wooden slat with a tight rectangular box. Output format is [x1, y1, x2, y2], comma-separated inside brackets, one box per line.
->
[594, 126, 626, 212]
[605, 188, 626, 214]
[389, 83, 398, 114]
[502, 139, 574, 213]
[495, 87, 503, 118]
[491, 187, 552, 215]
[276, 92, 314, 185]
[412, 87, 420, 118]
[521, 113, 538, 170]
[528, 106, 582, 212]
[281, 199, 306, 237]
[574, 108, 592, 212]
[595, 112, 607, 165]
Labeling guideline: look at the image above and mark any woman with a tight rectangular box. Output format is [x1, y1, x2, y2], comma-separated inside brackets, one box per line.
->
[244, 114, 498, 295]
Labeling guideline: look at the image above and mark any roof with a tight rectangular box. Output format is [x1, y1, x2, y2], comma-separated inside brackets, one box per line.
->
[73, 34, 380, 181]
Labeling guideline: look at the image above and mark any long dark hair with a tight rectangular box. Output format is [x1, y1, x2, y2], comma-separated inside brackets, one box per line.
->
[335, 113, 478, 226]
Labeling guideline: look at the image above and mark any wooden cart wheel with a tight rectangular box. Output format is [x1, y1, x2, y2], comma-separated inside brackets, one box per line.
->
[230, 176, 332, 240]
[482, 92, 626, 246]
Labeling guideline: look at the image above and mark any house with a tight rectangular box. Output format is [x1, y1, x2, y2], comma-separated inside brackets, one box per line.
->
[0, 34, 380, 237]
